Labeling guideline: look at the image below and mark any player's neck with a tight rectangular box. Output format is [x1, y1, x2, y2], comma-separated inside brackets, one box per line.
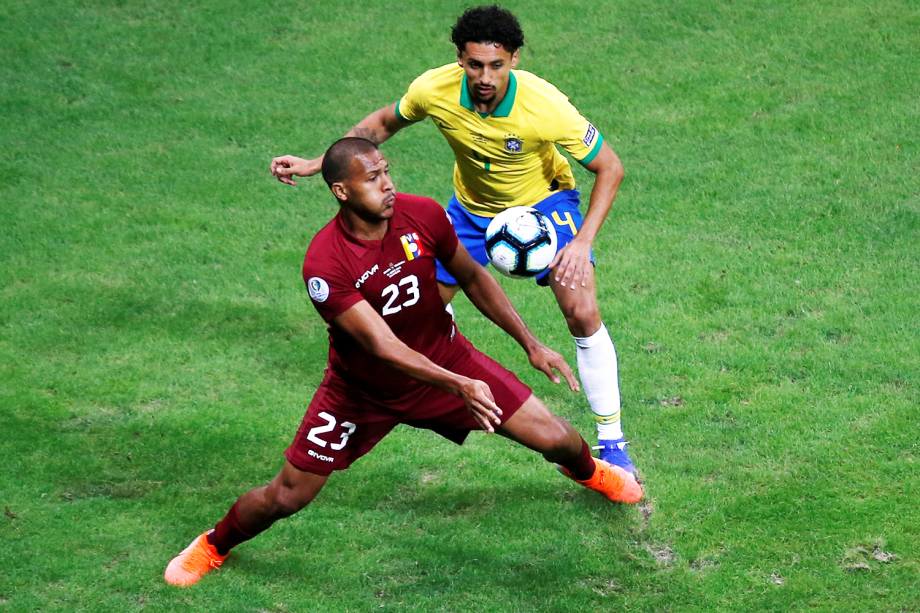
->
[340, 210, 388, 241]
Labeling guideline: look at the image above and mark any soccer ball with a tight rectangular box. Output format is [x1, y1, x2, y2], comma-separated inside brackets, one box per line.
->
[485, 207, 558, 278]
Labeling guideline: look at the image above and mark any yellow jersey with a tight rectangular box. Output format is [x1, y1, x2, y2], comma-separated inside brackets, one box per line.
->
[395, 63, 604, 217]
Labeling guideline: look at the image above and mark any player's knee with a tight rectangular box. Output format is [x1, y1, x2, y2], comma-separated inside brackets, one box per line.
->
[270, 484, 313, 518]
[559, 303, 601, 336]
[538, 416, 579, 456]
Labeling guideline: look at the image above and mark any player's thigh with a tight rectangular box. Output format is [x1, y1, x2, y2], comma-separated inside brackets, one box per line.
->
[407, 336, 533, 437]
[285, 373, 398, 476]
[533, 190, 595, 287]
[498, 394, 580, 454]
[535, 192, 583, 245]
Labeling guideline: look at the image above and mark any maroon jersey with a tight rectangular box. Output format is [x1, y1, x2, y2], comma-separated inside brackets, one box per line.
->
[289, 192, 532, 475]
[303, 193, 460, 399]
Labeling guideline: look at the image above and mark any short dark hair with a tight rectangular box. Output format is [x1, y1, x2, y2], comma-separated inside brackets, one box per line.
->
[451, 5, 525, 54]
[321, 137, 378, 186]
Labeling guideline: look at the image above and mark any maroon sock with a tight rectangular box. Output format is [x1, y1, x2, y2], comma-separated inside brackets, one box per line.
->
[561, 440, 596, 481]
[207, 501, 254, 555]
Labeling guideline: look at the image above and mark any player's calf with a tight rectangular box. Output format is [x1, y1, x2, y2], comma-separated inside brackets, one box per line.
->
[498, 397, 596, 481]
[165, 464, 328, 586]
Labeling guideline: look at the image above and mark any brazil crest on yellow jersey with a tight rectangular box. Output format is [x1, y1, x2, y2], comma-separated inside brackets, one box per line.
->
[395, 64, 604, 217]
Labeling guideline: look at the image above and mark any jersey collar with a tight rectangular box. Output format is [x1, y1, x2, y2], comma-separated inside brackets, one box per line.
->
[334, 199, 413, 257]
[460, 71, 517, 118]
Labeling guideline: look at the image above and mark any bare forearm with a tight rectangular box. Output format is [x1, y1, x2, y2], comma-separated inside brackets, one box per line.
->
[333, 302, 474, 398]
[343, 104, 405, 145]
[358, 312, 503, 431]
[579, 144, 625, 243]
[372, 336, 468, 395]
[461, 268, 539, 353]
[580, 165, 623, 243]
[271, 105, 407, 184]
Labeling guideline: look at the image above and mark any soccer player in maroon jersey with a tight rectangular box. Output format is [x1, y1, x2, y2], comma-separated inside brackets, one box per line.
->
[164, 138, 641, 587]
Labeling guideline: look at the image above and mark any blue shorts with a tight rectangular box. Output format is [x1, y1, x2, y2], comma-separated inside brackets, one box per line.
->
[436, 189, 592, 287]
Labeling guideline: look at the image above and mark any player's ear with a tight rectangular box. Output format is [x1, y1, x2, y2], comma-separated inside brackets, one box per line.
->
[330, 182, 348, 202]
[510, 49, 520, 69]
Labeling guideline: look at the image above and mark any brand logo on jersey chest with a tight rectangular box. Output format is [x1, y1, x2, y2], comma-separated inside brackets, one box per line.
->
[355, 264, 379, 288]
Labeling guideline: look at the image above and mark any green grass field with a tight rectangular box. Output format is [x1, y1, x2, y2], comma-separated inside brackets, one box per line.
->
[2, 1, 918, 610]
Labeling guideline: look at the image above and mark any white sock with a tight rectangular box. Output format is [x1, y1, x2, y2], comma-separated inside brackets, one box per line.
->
[573, 323, 623, 441]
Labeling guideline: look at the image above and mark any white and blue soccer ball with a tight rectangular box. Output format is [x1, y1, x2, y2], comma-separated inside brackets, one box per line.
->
[485, 207, 558, 278]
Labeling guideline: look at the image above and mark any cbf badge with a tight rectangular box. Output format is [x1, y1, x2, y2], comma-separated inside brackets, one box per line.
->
[307, 277, 330, 302]
[504, 134, 523, 153]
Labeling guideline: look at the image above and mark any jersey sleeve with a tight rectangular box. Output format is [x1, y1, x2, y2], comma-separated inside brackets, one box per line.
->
[546, 90, 605, 167]
[303, 256, 363, 323]
[394, 71, 431, 123]
[429, 202, 459, 263]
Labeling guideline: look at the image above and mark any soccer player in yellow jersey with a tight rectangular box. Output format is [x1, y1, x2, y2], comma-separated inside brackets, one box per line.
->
[271, 5, 638, 475]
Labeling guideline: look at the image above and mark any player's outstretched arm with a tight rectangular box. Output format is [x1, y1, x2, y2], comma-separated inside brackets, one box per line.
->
[550, 142, 624, 289]
[270, 103, 411, 186]
[333, 300, 504, 432]
[445, 245, 580, 391]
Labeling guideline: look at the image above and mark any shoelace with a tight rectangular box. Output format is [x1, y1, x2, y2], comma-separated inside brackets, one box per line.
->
[183, 541, 223, 572]
[591, 440, 629, 451]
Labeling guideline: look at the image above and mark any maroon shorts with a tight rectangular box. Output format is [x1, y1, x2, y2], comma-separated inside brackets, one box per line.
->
[285, 335, 532, 475]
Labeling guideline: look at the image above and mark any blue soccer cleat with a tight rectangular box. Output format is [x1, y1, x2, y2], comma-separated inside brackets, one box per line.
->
[595, 439, 636, 476]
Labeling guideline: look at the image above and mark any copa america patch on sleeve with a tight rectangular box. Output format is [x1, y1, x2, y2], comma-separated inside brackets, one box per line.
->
[583, 123, 597, 147]
[307, 277, 330, 302]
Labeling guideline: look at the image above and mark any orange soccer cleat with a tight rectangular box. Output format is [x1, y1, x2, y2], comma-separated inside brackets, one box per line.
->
[560, 457, 643, 504]
[164, 531, 227, 587]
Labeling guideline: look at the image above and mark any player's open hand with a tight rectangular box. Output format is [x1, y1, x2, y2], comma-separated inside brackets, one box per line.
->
[270, 155, 321, 186]
[458, 378, 503, 433]
[527, 345, 580, 392]
[550, 236, 592, 290]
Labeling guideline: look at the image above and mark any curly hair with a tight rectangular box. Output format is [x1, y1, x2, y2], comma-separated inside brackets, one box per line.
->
[451, 5, 525, 53]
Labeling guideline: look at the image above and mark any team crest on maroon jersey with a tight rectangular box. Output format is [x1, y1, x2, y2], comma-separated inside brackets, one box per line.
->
[400, 232, 425, 261]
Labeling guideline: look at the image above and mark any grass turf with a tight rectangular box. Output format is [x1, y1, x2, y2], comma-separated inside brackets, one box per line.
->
[1, 0, 917, 610]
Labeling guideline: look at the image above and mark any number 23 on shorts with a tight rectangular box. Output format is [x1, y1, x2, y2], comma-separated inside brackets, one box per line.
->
[306, 411, 356, 451]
